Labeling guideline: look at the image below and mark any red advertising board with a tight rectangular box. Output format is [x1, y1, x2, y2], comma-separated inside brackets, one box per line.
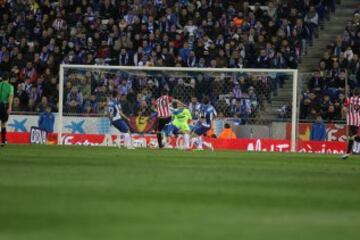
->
[5, 132, 346, 154]
[286, 123, 351, 142]
[297, 141, 346, 154]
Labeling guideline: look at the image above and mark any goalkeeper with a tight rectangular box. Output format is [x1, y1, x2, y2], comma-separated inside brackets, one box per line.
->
[163, 102, 192, 149]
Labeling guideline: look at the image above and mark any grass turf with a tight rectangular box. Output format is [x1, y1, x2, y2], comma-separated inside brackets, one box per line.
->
[0, 145, 360, 240]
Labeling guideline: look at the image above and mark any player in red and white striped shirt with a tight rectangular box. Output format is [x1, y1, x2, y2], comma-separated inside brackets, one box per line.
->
[342, 88, 360, 159]
[155, 94, 173, 119]
[154, 89, 182, 148]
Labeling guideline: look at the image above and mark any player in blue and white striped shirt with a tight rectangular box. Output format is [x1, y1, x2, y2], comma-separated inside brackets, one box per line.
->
[191, 96, 217, 150]
[108, 91, 133, 149]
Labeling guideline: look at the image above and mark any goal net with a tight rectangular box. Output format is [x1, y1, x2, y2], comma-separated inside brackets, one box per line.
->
[58, 65, 299, 151]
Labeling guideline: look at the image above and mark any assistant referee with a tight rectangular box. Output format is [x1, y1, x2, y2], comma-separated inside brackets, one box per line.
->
[0, 72, 14, 146]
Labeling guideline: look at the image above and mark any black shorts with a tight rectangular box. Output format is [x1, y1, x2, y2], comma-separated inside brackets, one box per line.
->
[0, 102, 9, 122]
[348, 125, 359, 136]
[157, 117, 172, 132]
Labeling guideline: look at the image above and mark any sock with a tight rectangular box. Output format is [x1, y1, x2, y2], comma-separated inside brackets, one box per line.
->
[124, 133, 132, 148]
[347, 139, 354, 154]
[197, 136, 203, 149]
[103, 134, 112, 146]
[162, 133, 168, 147]
[184, 133, 190, 149]
[1, 127, 6, 144]
[157, 132, 163, 148]
[129, 133, 134, 148]
[191, 137, 197, 148]
[117, 134, 122, 147]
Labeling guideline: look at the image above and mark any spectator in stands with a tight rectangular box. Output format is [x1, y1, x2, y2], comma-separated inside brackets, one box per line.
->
[323, 104, 342, 122]
[188, 96, 201, 119]
[231, 98, 251, 125]
[305, 6, 319, 40]
[28, 85, 41, 104]
[12, 97, 21, 112]
[27, 98, 36, 112]
[215, 96, 231, 118]
[66, 86, 83, 113]
[294, 18, 310, 54]
[272, 51, 287, 69]
[172, 78, 187, 103]
[138, 99, 152, 116]
[308, 92, 321, 112]
[320, 95, 332, 116]
[95, 85, 108, 105]
[36, 96, 51, 113]
[232, 81, 242, 99]
[348, 54, 359, 78]
[83, 94, 99, 115]
[248, 86, 259, 116]
[42, 77, 58, 104]
[300, 95, 314, 120]
[256, 49, 271, 68]
[0, 0, 339, 121]
[20, 62, 38, 83]
[308, 71, 324, 94]
[0, 52, 10, 73]
[119, 93, 132, 116]
[231, 98, 242, 123]
[210, 76, 225, 101]
[52, 13, 67, 32]
[278, 100, 292, 120]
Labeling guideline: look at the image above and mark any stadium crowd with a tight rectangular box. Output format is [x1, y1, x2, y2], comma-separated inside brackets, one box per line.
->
[0, 0, 341, 122]
[300, 8, 360, 122]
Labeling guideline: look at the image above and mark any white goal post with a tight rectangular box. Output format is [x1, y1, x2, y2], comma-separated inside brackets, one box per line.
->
[58, 64, 299, 152]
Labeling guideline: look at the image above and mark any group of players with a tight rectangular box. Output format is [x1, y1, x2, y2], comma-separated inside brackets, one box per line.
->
[107, 85, 360, 159]
[155, 90, 216, 150]
[108, 89, 216, 150]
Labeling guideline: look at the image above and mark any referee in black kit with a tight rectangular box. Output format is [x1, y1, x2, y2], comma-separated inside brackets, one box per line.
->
[0, 72, 14, 147]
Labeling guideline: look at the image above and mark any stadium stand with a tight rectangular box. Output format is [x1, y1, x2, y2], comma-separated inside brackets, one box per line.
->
[299, 8, 360, 122]
[0, 0, 350, 123]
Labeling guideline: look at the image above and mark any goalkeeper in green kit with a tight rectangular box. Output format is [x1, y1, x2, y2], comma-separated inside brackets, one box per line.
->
[163, 102, 192, 149]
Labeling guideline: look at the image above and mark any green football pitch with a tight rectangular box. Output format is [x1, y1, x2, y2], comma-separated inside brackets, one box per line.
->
[1, 145, 360, 240]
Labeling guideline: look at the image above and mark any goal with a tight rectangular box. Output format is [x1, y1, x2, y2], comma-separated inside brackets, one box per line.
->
[58, 64, 299, 151]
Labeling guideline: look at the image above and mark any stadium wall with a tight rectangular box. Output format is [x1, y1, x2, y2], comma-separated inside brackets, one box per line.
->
[5, 115, 348, 154]
[6, 132, 346, 154]
[7, 115, 348, 141]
